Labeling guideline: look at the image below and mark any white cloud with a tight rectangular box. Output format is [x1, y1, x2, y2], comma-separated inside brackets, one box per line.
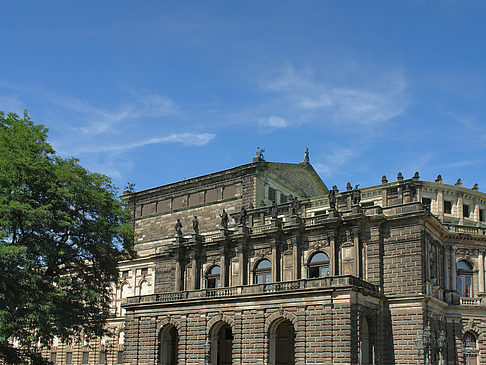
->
[75, 132, 216, 154]
[313, 147, 354, 177]
[260, 66, 407, 127]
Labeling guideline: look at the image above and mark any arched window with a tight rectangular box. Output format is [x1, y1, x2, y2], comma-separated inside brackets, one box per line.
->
[268, 319, 295, 365]
[139, 280, 150, 296]
[255, 259, 272, 284]
[209, 322, 233, 365]
[207, 266, 221, 288]
[463, 332, 478, 365]
[457, 260, 473, 298]
[308, 252, 330, 278]
[158, 325, 178, 365]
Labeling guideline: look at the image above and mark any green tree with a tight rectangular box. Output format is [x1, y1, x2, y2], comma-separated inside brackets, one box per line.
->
[0, 111, 134, 364]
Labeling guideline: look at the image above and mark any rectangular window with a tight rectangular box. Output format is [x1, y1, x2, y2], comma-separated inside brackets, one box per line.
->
[280, 194, 288, 204]
[422, 197, 432, 210]
[82, 351, 89, 364]
[49, 353, 57, 364]
[444, 200, 452, 214]
[268, 187, 276, 201]
[65, 352, 72, 365]
[121, 270, 129, 279]
[117, 351, 124, 364]
[141, 268, 148, 276]
[463, 204, 470, 218]
[481, 209, 485, 222]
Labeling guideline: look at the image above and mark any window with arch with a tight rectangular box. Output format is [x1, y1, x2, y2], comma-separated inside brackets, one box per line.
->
[206, 265, 221, 288]
[464, 331, 478, 365]
[308, 252, 330, 278]
[457, 260, 474, 298]
[255, 259, 272, 284]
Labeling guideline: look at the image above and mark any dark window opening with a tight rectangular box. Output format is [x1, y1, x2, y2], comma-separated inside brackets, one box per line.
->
[49, 352, 57, 365]
[268, 187, 276, 201]
[463, 204, 470, 218]
[481, 209, 485, 222]
[141, 268, 148, 276]
[99, 351, 107, 365]
[121, 270, 129, 279]
[422, 197, 432, 210]
[444, 201, 452, 214]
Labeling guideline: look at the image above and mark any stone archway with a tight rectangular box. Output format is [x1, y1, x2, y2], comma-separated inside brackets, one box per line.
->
[268, 318, 295, 365]
[209, 321, 233, 365]
[158, 325, 178, 365]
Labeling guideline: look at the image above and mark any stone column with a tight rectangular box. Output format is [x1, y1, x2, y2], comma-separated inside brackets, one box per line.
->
[475, 202, 480, 227]
[292, 238, 299, 280]
[478, 251, 484, 294]
[237, 243, 245, 286]
[190, 252, 198, 290]
[328, 230, 336, 276]
[352, 229, 360, 277]
[458, 193, 464, 225]
[174, 255, 182, 291]
[220, 246, 227, 287]
[271, 242, 278, 282]
[437, 190, 444, 221]
[451, 247, 457, 291]
[444, 248, 450, 290]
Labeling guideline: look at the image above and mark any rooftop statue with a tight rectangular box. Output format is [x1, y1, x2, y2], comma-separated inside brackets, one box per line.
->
[302, 147, 309, 164]
[239, 206, 248, 226]
[220, 209, 229, 229]
[175, 219, 183, 236]
[270, 201, 278, 219]
[352, 184, 361, 205]
[192, 216, 199, 234]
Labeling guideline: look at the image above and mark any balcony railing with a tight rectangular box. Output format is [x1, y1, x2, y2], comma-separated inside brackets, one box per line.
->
[460, 297, 482, 306]
[124, 275, 378, 306]
[444, 224, 486, 235]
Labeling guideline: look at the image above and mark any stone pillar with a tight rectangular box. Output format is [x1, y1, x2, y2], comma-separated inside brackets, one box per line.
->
[174, 256, 182, 291]
[353, 229, 360, 277]
[475, 202, 480, 227]
[451, 248, 457, 291]
[437, 190, 444, 221]
[237, 243, 245, 286]
[271, 242, 278, 282]
[328, 230, 336, 276]
[444, 248, 450, 290]
[458, 193, 464, 225]
[292, 238, 299, 280]
[190, 252, 198, 290]
[478, 251, 485, 294]
[220, 246, 227, 287]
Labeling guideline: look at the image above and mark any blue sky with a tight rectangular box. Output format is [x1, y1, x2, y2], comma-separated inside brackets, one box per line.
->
[1, 1, 485, 193]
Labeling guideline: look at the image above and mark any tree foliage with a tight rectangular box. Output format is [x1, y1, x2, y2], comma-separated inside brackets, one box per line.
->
[0, 111, 134, 363]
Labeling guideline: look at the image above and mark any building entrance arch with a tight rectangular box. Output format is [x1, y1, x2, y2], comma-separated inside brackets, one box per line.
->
[268, 318, 295, 365]
[158, 325, 178, 365]
[209, 321, 233, 365]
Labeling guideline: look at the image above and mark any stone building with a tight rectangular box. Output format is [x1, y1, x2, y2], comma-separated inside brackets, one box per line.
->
[42, 151, 486, 364]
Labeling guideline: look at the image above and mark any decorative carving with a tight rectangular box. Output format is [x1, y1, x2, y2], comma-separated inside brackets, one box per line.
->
[192, 216, 199, 234]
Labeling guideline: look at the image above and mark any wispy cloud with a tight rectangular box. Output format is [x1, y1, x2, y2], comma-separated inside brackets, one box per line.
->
[77, 132, 216, 153]
[313, 146, 355, 177]
[260, 66, 408, 127]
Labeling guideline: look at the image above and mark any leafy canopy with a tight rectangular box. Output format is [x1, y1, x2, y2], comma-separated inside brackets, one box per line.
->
[0, 111, 134, 363]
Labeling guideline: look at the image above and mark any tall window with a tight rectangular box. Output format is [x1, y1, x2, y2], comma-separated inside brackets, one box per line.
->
[255, 259, 272, 284]
[463, 204, 470, 218]
[82, 352, 89, 364]
[444, 201, 452, 214]
[308, 252, 330, 278]
[457, 260, 473, 298]
[65, 352, 72, 365]
[207, 265, 221, 288]
[464, 332, 478, 365]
